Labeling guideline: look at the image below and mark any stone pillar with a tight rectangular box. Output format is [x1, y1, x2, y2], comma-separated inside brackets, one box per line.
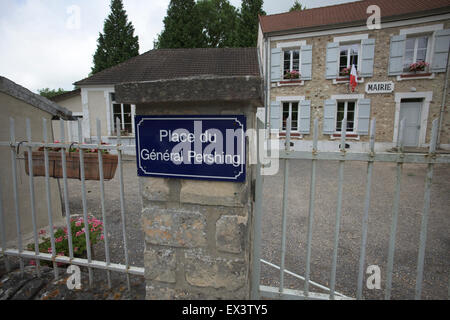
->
[115, 76, 263, 300]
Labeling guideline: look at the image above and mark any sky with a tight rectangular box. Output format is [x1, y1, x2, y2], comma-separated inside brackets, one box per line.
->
[0, 0, 358, 93]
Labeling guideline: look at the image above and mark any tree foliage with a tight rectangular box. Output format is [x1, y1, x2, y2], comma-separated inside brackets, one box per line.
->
[197, 0, 239, 48]
[289, 0, 306, 12]
[154, 0, 205, 49]
[38, 88, 67, 99]
[92, 0, 139, 74]
[237, 0, 266, 47]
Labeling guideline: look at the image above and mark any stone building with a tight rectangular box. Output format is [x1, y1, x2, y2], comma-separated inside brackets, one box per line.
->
[258, 0, 450, 152]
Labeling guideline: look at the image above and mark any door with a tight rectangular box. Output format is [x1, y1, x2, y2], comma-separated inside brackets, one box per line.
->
[399, 100, 422, 147]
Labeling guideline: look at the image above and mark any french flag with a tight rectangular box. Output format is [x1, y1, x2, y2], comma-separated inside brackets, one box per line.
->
[349, 64, 358, 92]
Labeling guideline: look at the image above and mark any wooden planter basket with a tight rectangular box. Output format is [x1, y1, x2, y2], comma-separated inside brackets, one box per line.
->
[24, 151, 118, 180]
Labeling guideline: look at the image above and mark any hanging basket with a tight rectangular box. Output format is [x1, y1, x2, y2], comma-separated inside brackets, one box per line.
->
[24, 151, 118, 180]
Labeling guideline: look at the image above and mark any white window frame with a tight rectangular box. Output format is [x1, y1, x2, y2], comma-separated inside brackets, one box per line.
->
[110, 93, 135, 137]
[396, 24, 443, 80]
[333, 34, 368, 84]
[281, 101, 300, 133]
[331, 94, 364, 137]
[277, 40, 306, 82]
[275, 96, 305, 135]
[335, 100, 358, 135]
[402, 34, 432, 73]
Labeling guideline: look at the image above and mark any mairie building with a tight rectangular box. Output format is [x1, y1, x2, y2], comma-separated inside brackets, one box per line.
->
[257, 0, 450, 152]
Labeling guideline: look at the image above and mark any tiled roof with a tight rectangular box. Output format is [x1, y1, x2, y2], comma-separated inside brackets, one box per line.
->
[49, 88, 81, 102]
[74, 47, 260, 86]
[259, 0, 450, 34]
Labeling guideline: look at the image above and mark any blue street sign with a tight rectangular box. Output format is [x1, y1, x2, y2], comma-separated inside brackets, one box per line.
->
[135, 115, 246, 182]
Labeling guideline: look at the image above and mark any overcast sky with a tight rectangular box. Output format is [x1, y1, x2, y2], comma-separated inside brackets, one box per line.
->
[0, 0, 357, 93]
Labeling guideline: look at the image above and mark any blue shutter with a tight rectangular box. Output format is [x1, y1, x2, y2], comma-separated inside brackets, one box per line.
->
[271, 48, 282, 82]
[357, 99, 371, 135]
[431, 29, 450, 73]
[323, 99, 337, 134]
[360, 38, 375, 77]
[388, 35, 406, 76]
[270, 101, 281, 130]
[300, 45, 312, 81]
[299, 100, 311, 134]
[326, 43, 339, 79]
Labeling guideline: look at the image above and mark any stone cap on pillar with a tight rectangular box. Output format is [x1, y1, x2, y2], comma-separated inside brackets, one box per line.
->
[114, 75, 263, 107]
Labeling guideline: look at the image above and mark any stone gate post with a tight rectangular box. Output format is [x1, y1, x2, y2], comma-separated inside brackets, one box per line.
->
[115, 75, 263, 299]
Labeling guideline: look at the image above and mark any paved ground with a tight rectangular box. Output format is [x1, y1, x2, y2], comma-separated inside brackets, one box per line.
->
[2, 156, 449, 300]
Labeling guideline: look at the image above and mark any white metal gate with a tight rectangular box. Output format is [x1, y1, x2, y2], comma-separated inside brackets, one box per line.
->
[252, 116, 450, 300]
[0, 117, 143, 291]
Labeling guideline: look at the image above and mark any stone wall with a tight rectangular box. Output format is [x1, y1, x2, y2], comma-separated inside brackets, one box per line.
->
[136, 101, 257, 300]
[269, 19, 450, 149]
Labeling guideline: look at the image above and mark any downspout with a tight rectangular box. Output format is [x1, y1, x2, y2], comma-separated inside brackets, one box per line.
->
[265, 36, 271, 151]
[437, 44, 450, 149]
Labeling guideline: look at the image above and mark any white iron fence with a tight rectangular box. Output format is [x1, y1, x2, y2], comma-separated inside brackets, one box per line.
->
[252, 116, 450, 300]
[0, 117, 143, 291]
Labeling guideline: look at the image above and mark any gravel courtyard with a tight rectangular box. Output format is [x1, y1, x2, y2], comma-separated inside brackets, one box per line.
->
[64, 156, 450, 300]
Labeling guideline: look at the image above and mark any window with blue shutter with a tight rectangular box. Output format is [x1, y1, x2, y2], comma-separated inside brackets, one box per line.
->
[357, 99, 371, 135]
[271, 48, 282, 82]
[326, 43, 339, 79]
[323, 99, 337, 134]
[270, 101, 281, 130]
[300, 45, 312, 81]
[388, 35, 406, 76]
[431, 29, 450, 73]
[299, 100, 311, 134]
[360, 38, 375, 77]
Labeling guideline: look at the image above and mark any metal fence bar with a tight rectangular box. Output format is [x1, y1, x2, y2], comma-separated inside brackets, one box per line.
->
[415, 119, 439, 300]
[0, 177, 10, 272]
[262, 258, 348, 298]
[26, 118, 41, 276]
[78, 120, 93, 287]
[251, 119, 264, 300]
[279, 116, 291, 294]
[116, 118, 131, 291]
[9, 118, 24, 276]
[356, 119, 376, 299]
[304, 118, 319, 298]
[60, 119, 74, 259]
[43, 118, 58, 279]
[97, 119, 112, 289]
[329, 118, 347, 300]
[385, 118, 406, 300]
[1, 248, 144, 275]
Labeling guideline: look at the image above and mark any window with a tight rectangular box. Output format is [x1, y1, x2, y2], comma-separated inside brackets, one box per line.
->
[403, 35, 429, 72]
[110, 93, 133, 136]
[282, 102, 299, 131]
[336, 101, 356, 133]
[283, 49, 300, 80]
[339, 43, 359, 77]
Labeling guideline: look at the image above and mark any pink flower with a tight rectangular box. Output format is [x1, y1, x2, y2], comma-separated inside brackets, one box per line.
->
[39, 229, 46, 235]
[74, 247, 79, 252]
[30, 260, 36, 266]
[55, 236, 63, 243]
[100, 235, 104, 241]
[47, 247, 52, 253]
[75, 221, 82, 227]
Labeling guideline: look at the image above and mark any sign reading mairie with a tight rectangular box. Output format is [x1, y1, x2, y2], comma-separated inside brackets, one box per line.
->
[135, 115, 246, 182]
[365, 81, 395, 94]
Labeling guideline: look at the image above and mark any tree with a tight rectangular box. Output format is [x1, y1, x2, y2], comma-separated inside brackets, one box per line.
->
[38, 88, 67, 99]
[91, 0, 139, 74]
[154, 0, 205, 49]
[289, 0, 306, 12]
[197, 0, 239, 48]
[237, 0, 266, 47]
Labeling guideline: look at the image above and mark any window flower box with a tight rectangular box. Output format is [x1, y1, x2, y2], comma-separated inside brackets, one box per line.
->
[283, 70, 300, 80]
[24, 150, 118, 180]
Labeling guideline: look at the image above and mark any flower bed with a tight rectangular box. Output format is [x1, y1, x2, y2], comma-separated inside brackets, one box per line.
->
[28, 216, 104, 267]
